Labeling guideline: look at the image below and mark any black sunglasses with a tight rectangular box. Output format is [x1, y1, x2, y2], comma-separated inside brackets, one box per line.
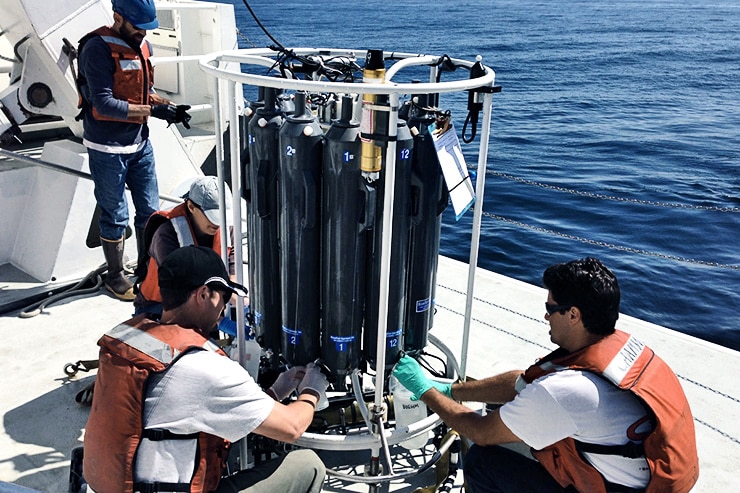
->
[545, 302, 572, 315]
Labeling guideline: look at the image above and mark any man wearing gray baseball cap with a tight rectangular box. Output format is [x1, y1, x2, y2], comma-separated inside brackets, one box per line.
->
[134, 175, 234, 316]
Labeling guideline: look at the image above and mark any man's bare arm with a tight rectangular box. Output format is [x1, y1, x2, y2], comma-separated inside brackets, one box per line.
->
[450, 369, 523, 404]
[422, 389, 522, 446]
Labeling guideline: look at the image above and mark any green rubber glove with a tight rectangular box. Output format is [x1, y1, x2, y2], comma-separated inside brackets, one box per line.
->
[392, 355, 452, 401]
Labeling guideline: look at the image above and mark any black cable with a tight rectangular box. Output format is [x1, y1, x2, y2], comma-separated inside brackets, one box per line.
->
[462, 110, 477, 143]
[0, 30, 18, 63]
[241, 0, 285, 51]
[8, 35, 31, 84]
[417, 352, 448, 379]
[18, 264, 107, 318]
[13, 35, 30, 64]
[238, 2, 361, 83]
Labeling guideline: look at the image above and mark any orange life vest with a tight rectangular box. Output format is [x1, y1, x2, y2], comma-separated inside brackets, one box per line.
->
[79, 26, 154, 124]
[83, 315, 230, 493]
[523, 330, 699, 493]
[138, 203, 223, 303]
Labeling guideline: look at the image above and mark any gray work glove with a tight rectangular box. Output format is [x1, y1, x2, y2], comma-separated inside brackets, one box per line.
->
[297, 362, 329, 401]
[268, 366, 305, 401]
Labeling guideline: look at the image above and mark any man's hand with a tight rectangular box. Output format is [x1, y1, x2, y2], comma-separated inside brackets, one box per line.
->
[268, 366, 305, 401]
[150, 104, 177, 124]
[297, 363, 329, 401]
[392, 355, 452, 401]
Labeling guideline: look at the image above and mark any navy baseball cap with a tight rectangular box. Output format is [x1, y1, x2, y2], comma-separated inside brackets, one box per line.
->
[159, 246, 247, 297]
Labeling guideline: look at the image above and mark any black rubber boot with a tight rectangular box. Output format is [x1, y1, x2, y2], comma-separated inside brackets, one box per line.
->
[101, 237, 135, 301]
[134, 227, 147, 280]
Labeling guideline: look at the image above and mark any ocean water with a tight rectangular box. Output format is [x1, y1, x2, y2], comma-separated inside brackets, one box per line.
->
[219, 0, 740, 350]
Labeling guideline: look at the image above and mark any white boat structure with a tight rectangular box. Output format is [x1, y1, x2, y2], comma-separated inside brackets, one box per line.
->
[1, 1, 738, 492]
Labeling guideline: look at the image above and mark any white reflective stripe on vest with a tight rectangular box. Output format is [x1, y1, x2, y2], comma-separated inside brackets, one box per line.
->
[99, 35, 135, 50]
[120, 59, 142, 71]
[171, 215, 195, 247]
[107, 323, 179, 363]
[539, 360, 568, 373]
[602, 335, 646, 386]
[107, 323, 223, 363]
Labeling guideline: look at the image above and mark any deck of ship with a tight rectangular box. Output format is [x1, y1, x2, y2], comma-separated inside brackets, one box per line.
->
[1, 255, 738, 491]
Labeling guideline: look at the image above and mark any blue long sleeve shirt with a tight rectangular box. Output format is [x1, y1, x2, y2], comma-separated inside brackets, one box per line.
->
[79, 33, 149, 149]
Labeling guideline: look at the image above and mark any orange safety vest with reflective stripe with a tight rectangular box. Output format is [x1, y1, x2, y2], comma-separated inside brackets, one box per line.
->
[523, 330, 699, 493]
[138, 203, 223, 303]
[83, 315, 230, 493]
[80, 26, 154, 124]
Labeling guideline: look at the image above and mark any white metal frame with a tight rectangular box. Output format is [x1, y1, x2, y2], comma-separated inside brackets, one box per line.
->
[199, 47, 495, 483]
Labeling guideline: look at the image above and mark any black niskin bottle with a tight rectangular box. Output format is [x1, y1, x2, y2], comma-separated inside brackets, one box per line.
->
[246, 86, 284, 363]
[321, 95, 371, 383]
[241, 87, 265, 203]
[278, 92, 323, 366]
[403, 94, 449, 355]
[363, 117, 414, 372]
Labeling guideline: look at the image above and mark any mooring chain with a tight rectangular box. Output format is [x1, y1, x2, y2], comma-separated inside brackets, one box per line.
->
[482, 212, 740, 271]
[692, 418, 740, 446]
[447, 285, 546, 327]
[485, 170, 740, 213]
[235, 28, 259, 48]
[677, 375, 740, 405]
[434, 289, 551, 352]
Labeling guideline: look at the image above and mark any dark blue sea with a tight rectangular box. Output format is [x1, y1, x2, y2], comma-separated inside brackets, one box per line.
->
[217, 0, 740, 351]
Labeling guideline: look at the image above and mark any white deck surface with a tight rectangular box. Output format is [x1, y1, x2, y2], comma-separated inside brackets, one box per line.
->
[1, 255, 738, 491]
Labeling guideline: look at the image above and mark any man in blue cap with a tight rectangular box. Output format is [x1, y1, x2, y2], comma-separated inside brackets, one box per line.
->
[77, 0, 192, 301]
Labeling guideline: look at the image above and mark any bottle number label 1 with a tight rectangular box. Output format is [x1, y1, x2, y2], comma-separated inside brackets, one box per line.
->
[330, 335, 355, 352]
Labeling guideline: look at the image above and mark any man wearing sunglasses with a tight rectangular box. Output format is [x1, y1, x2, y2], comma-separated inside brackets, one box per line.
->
[393, 257, 698, 493]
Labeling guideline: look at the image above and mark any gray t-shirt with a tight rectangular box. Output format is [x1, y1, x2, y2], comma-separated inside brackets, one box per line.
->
[134, 350, 274, 484]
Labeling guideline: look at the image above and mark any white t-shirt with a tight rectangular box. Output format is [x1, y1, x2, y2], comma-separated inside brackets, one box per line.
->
[499, 369, 653, 488]
[134, 350, 275, 484]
